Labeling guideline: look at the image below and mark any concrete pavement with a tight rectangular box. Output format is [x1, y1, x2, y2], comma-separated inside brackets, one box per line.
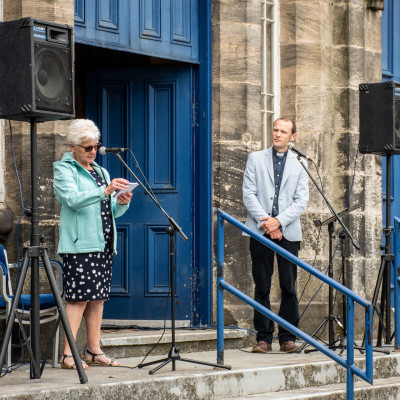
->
[1, 341, 399, 400]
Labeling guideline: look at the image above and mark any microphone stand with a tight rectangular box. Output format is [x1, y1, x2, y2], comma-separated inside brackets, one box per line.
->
[111, 152, 231, 374]
[295, 155, 360, 354]
[297, 157, 360, 251]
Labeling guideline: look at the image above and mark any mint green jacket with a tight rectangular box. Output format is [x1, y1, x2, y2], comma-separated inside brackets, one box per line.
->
[53, 152, 129, 255]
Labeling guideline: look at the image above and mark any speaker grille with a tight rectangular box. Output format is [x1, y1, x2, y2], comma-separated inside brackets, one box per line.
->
[359, 81, 400, 155]
[34, 42, 73, 114]
[395, 96, 400, 149]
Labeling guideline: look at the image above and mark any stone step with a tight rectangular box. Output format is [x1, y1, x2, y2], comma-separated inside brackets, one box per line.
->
[99, 327, 250, 358]
[2, 346, 400, 400]
[222, 377, 400, 400]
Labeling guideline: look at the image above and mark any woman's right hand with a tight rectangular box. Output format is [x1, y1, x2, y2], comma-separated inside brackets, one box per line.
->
[104, 178, 129, 197]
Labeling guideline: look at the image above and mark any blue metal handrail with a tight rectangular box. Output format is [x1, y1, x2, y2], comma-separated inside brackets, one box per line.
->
[394, 217, 400, 348]
[216, 208, 373, 400]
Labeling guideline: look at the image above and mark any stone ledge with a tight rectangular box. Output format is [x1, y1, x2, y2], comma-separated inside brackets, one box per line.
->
[100, 328, 247, 346]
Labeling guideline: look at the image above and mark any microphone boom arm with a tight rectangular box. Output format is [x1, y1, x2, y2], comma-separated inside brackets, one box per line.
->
[297, 156, 360, 250]
[113, 152, 188, 241]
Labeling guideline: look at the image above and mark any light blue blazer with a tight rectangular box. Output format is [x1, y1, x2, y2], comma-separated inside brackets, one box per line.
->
[53, 152, 129, 255]
[242, 147, 309, 241]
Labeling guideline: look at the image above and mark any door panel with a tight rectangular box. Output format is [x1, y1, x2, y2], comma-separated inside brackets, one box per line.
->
[86, 65, 193, 321]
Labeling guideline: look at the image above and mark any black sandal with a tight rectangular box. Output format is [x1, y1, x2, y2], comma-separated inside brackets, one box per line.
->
[60, 354, 88, 370]
[84, 345, 119, 367]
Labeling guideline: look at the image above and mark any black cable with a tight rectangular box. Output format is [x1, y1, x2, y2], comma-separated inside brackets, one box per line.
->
[135, 288, 170, 368]
[135, 234, 177, 368]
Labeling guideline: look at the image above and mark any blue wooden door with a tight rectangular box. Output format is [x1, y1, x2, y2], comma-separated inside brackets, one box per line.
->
[86, 65, 193, 322]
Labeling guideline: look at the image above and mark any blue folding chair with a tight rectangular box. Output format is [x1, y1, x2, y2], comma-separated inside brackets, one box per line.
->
[0, 245, 63, 369]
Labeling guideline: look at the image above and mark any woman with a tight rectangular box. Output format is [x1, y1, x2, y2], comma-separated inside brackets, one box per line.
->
[53, 119, 132, 369]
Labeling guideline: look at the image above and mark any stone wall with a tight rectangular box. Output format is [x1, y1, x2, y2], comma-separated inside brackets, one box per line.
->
[0, 0, 74, 260]
[212, 0, 263, 327]
[0, 0, 75, 363]
[212, 0, 383, 338]
[0, 0, 385, 356]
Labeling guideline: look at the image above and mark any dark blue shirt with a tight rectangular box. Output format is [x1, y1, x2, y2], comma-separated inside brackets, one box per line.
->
[271, 148, 288, 217]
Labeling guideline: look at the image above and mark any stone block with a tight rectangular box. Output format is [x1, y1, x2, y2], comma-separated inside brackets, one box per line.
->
[279, 3, 296, 45]
[212, 82, 247, 140]
[347, 87, 361, 134]
[295, 85, 333, 133]
[362, 50, 382, 83]
[212, 142, 249, 215]
[364, 5, 383, 53]
[213, 81, 261, 142]
[4, 0, 74, 25]
[332, 3, 349, 46]
[348, 3, 366, 48]
[283, 1, 332, 46]
[279, 85, 296, 120]
[282, 43, 332, 87]
[213, 0, 260, 25]
[217, 20, 260, 51]
[215, 35, 261, 84]
[332, 87, 351, 132]
[332, 46, 350, 87]
[216, 46, 249, 83]
[280, 64, 296, 89]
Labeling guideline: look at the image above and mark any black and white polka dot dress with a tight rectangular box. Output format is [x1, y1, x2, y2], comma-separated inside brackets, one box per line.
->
[63, 169, 114, 302]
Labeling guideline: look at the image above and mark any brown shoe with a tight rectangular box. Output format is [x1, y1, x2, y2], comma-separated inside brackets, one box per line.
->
[252, 340, 272, 353]
[279, 341, 300, 353]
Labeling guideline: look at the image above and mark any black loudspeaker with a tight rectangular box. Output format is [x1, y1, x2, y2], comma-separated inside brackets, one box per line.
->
[0, 17, 74, 122]
[359, 81, 400, 155]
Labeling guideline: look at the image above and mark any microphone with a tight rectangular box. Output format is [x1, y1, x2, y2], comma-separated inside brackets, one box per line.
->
[99, 147, 128, 155]
[287, 142, 312, 161]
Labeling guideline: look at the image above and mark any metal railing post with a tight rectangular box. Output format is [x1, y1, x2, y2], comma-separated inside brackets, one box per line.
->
[217, 212, 225, 365]
[365, 304, 373, 382]
[394, 217, 400, 349]
[346, 298, 355, 400]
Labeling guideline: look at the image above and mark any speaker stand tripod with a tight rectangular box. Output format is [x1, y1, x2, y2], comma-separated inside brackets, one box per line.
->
[335, 229, 389, 355]
[368, 152, 395, 347]
[111, 152, 231, 374]
[299, 219, 344, 353]
[0, 119, 87, 383]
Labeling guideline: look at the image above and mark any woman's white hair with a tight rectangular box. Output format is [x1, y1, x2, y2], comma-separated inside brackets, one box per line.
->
[66, 119, 100, 145]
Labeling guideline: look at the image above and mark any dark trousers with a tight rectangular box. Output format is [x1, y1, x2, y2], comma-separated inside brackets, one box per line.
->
[250, 236, 300, 345]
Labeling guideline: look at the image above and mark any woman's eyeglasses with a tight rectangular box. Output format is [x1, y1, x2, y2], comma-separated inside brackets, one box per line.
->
[77, 143, 102, 152]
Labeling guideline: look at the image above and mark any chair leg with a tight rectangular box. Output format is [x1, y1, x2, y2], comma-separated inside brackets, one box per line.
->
[52, 324, 60, 367]
[6, 305, 12, 370]
[6, 334, 11, 370]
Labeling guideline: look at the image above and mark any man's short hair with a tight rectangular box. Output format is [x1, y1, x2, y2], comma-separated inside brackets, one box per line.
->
[274, 117, 296, 134]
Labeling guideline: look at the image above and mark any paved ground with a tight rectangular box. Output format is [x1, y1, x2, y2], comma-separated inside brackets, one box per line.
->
[0, 341, 385, 399]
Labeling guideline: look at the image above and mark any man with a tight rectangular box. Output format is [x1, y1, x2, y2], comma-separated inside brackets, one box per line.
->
[242, 117, 309, 353]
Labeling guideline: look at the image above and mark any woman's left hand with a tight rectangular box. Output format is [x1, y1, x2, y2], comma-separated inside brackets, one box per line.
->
[117, 192, 132, 205]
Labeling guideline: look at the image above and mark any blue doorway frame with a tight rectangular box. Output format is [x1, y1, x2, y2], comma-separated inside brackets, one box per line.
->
[195, 1, 213, 326]
[74, 1, 213, 326]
